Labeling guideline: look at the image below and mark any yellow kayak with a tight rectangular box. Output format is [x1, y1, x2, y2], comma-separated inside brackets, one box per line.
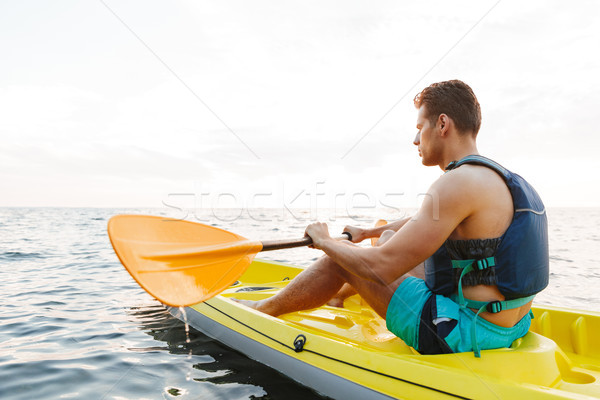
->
[169, 258, 600, 399]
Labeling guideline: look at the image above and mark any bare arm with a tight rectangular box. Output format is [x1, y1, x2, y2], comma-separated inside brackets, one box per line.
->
[307, 172, 473, 284]
[343, 217, 411, 243]
[371, 218, 411, 234]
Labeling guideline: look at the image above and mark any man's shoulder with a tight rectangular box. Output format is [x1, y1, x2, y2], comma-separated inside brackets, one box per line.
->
[432, 164, 509, 205]
[434, 163, 490, 188]
[440, 163, 504, 186]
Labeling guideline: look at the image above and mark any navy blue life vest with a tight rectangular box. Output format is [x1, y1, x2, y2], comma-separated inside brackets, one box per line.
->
[424, 155, 549, 300]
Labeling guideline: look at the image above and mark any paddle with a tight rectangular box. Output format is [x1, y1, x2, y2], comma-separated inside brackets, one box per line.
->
[108, 215, 351, 307]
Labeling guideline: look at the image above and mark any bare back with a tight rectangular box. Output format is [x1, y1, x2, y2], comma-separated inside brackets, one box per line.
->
[448, 164, 513, 241]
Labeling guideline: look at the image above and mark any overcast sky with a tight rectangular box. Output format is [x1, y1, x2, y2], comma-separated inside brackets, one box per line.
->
[1, 0, 599, 210]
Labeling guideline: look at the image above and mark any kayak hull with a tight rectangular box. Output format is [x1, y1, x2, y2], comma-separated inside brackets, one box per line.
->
[170, 304, 396, 399]
[169, 259, 600, 399]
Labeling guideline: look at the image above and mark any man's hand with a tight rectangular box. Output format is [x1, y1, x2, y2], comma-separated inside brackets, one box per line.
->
[342, 225, 367, 243]
[304, 222, 332, 249]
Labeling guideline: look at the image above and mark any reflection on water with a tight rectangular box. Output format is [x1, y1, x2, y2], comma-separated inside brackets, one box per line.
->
[125, 304, 328, 399]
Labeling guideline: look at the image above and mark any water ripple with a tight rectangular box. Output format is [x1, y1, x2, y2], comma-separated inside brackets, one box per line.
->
[0, 251, 45, 260]
[0, 209, 330, 400]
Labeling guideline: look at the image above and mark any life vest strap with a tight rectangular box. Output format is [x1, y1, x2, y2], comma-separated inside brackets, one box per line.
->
[466, 295, 535, 357]
[452, 257, 496, 310]
[451, 257, 496, 271]
[452, 258, 535, 357]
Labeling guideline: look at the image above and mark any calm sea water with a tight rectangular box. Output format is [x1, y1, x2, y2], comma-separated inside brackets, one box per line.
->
[0, 207, 598, 400]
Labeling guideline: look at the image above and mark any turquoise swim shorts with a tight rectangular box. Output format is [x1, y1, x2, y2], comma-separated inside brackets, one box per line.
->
[385, 277, 532, 354]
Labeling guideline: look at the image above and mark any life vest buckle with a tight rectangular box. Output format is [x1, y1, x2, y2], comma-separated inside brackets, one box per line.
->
[476, 258, 489, 270]
[486, 300, 503, 313]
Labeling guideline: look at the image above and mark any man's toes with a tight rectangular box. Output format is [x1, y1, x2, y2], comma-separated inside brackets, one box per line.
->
[327, 298, 344, 308]
[232, 298, 259, 310]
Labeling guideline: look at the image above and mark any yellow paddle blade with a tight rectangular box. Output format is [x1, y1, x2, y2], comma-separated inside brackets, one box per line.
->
[371, 219, 388, 246]
[108, 215, 263, 306]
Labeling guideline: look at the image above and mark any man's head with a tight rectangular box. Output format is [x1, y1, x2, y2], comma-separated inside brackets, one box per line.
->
[413, 80, 481, 167]
[414, 80, 481, 136]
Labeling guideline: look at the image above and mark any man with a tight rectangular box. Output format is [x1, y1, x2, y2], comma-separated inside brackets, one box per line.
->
[241, 80, 549, 357]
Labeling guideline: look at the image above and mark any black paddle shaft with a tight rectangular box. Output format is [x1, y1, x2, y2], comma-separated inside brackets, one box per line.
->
[260, 232, 352, 252]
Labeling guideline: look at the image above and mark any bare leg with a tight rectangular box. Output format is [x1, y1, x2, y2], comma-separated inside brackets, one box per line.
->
[407, 262, 425, 279]
[327, 229, 397, 308]
[240, 254, 345, 316]
[243, 250, 407, 319]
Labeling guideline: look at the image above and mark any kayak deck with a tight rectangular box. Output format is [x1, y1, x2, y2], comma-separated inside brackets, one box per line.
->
[183, 259, 600, 399]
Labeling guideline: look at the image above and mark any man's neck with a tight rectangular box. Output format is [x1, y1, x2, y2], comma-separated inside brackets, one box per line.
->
[439, 143, 479, 170]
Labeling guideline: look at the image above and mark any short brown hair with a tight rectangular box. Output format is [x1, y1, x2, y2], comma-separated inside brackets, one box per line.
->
[414, 80, 482, 135]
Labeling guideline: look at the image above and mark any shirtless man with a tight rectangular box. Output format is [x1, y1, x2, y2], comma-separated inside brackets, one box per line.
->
[241, 80, 549, 357]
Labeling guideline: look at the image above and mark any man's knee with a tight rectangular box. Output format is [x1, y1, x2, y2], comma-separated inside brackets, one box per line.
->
[318, 254, 356, 282]
[318, 254, 344, 272]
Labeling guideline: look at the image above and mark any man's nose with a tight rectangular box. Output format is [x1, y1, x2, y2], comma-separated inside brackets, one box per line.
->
[413, 132, 420, 146]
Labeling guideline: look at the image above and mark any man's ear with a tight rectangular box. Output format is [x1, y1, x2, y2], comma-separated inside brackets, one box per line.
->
[438, 114, 449, 136]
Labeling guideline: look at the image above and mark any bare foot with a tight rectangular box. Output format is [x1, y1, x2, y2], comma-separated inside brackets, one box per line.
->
[326, 283, 354, 308]
[232, 298, 258, 309]
[326, 297, 345, 308]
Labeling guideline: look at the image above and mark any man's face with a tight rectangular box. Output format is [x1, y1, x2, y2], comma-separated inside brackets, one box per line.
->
[413, 105, 439, 166]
